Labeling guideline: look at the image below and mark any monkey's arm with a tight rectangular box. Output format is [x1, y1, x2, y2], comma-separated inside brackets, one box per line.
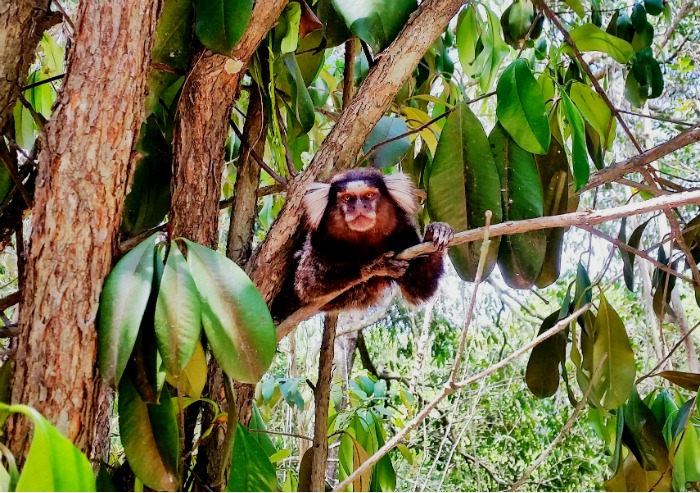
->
[398, 222, 454, 304]
[294, 238, 408, 304]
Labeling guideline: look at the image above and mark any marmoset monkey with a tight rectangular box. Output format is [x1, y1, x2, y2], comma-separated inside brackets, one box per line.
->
[289, 168, 453, 313]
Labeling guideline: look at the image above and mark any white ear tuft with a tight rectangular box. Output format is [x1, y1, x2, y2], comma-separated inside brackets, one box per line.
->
[384, 173, 418, 216]
[302, 182, 331, 230]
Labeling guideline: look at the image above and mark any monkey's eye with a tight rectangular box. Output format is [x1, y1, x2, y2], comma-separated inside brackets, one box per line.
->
[363, 192, 375, 201]
[341, 195, 352, 202]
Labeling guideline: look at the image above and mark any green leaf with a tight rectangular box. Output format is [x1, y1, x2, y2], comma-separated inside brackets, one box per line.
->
[490, 123, 546, 289]
[98, 234, 158, 387]
[427, 102, 502, 281]
[5, 404, 95, 492]
[631, 3, 647, 32]
[362, 116, 410, 168]
[227, 424, 279, 492]
[526, 310, 567, 397]
[249, 405, 278, 458]
[559, 89, 589, 190]
[632, 48, 664, 98]
[195, 0, 253, 55]
[622, 387, 670, 471]
[508, 0, 535, 42]
[569, 82, 616, 151]
[152, 0, 193, 70]
[564, 0, 585, 18]
[496, 59, 551, 155]
[184, 240, 276, 383]
[165, 339, 207, 398]
[591, 292, 636, 409]
[279, 2, 302, 53]
[331, 0, 418, 53]
[456, 6, 479, 71]
[567, 24, 635, 63]
[644, 0, 664, 16]
[472, 7, 510, 92]
[118, 376, 180, 491]
[281, 53, 315, 138]
[155, 241, 201, 375]
[624, 69, 646, 108]
[370, 413, 396, 491]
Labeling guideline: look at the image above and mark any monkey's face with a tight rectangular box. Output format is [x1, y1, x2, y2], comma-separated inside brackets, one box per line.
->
[335, 181, 381, 232]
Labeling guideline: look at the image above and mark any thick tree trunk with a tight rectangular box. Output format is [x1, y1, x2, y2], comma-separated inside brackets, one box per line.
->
[0, 0, 58, 132]
[169, 1, 288, 247]
[7, 0, 161, 458]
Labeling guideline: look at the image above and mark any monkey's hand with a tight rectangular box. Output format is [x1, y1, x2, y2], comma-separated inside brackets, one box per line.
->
[424, 222, 454, 251]
[361, 252, 409, 279]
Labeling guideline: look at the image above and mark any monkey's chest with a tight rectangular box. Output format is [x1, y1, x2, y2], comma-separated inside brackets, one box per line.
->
[323, 277, 393, 312]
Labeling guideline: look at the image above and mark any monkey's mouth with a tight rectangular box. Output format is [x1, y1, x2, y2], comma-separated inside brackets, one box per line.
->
[347, 214, 376, 232]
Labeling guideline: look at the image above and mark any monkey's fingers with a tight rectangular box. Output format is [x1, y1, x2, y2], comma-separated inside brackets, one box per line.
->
[426, 222, 454, 251]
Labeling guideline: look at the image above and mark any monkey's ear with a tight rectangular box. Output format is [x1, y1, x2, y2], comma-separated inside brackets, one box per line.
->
[302, 182, 331, 230]
[384, 173, 418, 216]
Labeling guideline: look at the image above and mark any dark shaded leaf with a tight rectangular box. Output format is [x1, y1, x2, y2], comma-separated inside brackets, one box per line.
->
[195, 0, 253, 55]
[526, 310, 567, 397]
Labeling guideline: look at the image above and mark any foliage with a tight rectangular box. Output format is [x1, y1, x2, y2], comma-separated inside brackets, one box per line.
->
[1, 0, 700, 490]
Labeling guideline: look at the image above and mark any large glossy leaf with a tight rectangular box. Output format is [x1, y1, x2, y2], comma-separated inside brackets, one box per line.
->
[3, 404, 95, 492]
[496, 59, 551, 155]
[195, 0, 253, 55]
[184, 240, 276, 383]
[570, 82, 616, 151]
[456, 6, 479, 73]
[534, 139, 570, 287]
[98, 235, 158, 387]
[592, 292, 636, 409]
[559, 89, 589, 190]
[362, 116, 410, 169]
[426, 103, 502, 281]
[670, 407, 700, 491]
[227, 424, 279, 491]
[281, 53, 315, 139]
[526, 310, 567, 397]
[490, 123, 546, 289]
[152, 0, 193, 70]
[567, 24, 634, 63]
[118, 376, 180, 491]
[331, 0, 417, 53]
[165, 339, 207, 398]
[155, 241, 201, 375]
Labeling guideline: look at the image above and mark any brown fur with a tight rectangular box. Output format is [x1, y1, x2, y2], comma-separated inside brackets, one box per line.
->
[274, 169, 451, 316]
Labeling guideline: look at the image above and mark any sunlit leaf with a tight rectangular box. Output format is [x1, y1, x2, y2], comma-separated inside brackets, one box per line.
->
[567, 24, 634, 63]
[496, 59, 551, 155]
[184, 240, 276, 383]
[5, 404, 96, 492]
[165, 339, 207, 398]
[227, 424, 279, 492]
[570, 82, 616, 151]
[362, 116, 410, 169]
[559, 89, 589, 190]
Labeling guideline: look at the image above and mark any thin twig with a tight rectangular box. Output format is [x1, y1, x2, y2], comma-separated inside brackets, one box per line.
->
[637, 321, 700, 383]
[230, 121, 288, 186]
[508, 354, 608, 491]
[617, 110, 695, 127]
[332, 303, 593, 492]
[21, 73, 65, 92]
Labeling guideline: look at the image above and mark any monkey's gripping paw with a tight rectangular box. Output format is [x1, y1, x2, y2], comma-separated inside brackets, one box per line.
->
[425, 222, 454, 251]
[362, 252, 409, 279]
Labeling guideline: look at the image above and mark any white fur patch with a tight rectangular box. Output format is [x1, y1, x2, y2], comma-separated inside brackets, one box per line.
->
[384, 173, 418, 216]
[303, 182, 331, 230]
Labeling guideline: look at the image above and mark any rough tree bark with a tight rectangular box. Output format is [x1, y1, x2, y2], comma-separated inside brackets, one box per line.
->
[169, 0, 289, 247]
[6, 0, 161, 458]
[0, 0, 59, 133]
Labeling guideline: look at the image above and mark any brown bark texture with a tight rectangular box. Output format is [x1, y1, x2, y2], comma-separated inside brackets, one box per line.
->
[0, 0, 58, 132]
[169, 0, 289, 247]
[7, 0, 161, 458]
[249, 0, 468, 306]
